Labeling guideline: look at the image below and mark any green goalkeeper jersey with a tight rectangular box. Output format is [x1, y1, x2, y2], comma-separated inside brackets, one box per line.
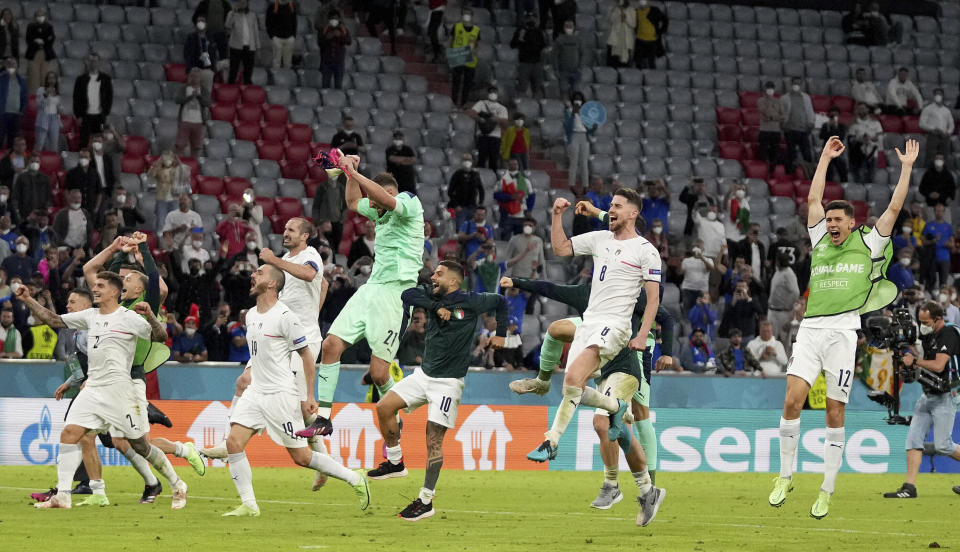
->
[356, 193, 425, 286]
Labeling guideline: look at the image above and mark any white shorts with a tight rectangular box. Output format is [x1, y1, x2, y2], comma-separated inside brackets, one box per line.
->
[593, 371, 640, 417]
[567, 319, 631, 378]
[290, 326, 324, 402]
[390, 367, 465, 429]
[230, 388, 307, 448]
[65, 382, 147, 440]
[788, 327, 857, 403]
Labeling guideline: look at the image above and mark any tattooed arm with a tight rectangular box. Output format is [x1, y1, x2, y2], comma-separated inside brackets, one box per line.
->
[16, 286, 66, 328]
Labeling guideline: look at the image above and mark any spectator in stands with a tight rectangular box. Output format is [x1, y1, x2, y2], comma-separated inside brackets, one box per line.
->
[848, 102, 883, 184]
[458, 206, 494, 260]
[0, 306, 22, 358]
[735, 223, 766, 283]
[680, 177, 716, 236]
[779, 76, 815, 173]
[0, 57, 25, 149]
[767, 227, 799, 271]
[193, 0, 231, 60]
[894, 221, 918, 253]
[447, 152, 484, 231]
[184, 16, 219, 93]
[553, 20, 586, 98]
[496, 316, 525, 371]
[688, 290, 717, 340]
[173, 314, 208, 363]
[757, 81, 785, 174]
[920, 153, 955, 215]
[852, 67, 883, 113]
[312, 0, 338, 35]
[841, 2, 869, 45]
[162, 194, 203, 252]
[227, 309, 250, 362]
[99, 187, 143, 229]
[564, 91, 594, 192]
[641, 179, 669, 233]
[312, 175, 347, 251]
[585, 175, 612, 230]
[148, 151, 191, 231]
[692, 204, 726, 259]
[819, 106, 849, 182]
[0, 214, 16, 249]
[25, 8, 53, 95]
[52, 189, 92, 251]
[266, 0, 297, 69]
[347, 219, 376, 268]
[2, 236, 32, 281]
[64, 148, 102, 214]
[175, 69, 210, 158]
[216, 202, 252, 258]
[385, 131, 417, 195]
[33, 71, 59, 152]
[604, 0, 636, 68]
[397, 308, 426, 366]
[919, 88, 954, 168]
[175, 254, 222, 326]
[0, 9, 16, 63]
[20, 209, 50, 259]
[450, 8, 480, 108]
[504, 218, 544, 279]
[222, 240, 256, 313]
[240, 188, 263, 247]
[365, 0, 399, 56]
[634, 0, 667, 70]
[724, 180, 750, 240]
[501, 113, 531, 171]
[423, 0, 446, 62]
[679, 327, 715, 373]
[926, 204, 952, 288]
[885, 67, 923, 116]
[718, 328, 761, 377]
[330, 115, 364, 154]
[767, 254, 799, 346]
[96, 210, 120, 252]
[0, 136, 26, 189]
[469, 86, 509, 172]
[645, 218, 668, 260]
[72, 52, 112, 146]
[783, 203, 807, 245]
[10, 153, 50, 224]
[90, 133, 116, 197]
[202, 303, 232, 361]
[225, 0, 260, 85]
[679, 240, 714, 314]
[495, 159, 535, 238]
[318, 12, 351, 89]
[548, 0, 576, 39]
[746, 321, 788, 377]
[511, 13, 547, 99]
[720, 280, 763, 342]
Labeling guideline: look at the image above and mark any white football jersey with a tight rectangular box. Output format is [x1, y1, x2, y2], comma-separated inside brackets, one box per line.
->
[571, 231, 662, 324]
[61, 307, 152, 388]
[245, 301, 308, 394]
[279, 246, 324, 330]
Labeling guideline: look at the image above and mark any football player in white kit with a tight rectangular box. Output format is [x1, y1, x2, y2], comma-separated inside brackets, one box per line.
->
[258, 217, 332, 490]
[527, 189, 663, 463]
[222, 264, 370, 517]
[27, 271, 174, 509]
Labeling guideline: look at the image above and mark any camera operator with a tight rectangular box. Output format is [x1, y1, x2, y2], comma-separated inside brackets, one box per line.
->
[884, 301, 960, 498]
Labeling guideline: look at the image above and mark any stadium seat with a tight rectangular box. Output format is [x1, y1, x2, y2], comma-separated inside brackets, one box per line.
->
[284, 142, 311, 163]
[214, 84, 241, 104]
[121, 155, 146, 174]
[274, 197, 302, 219]
[195, 175, 224, 196]
[743, 160, 768, 179]
[125, 136, 150, 157]
[717, 141, 745, 160]
[233, 121, 261, 142]
[902, 117, 922, 134]
[280, 161, 308, 180]
[877, 115, 904, 133]
[260, 123, 286, 142]
[716, 107, 740, 125]
[223, 177, 250, 199]
[237, 103, 263, 123]
[263, 104, 289, 125]
[256, 140, 285, 162]
[241, 85, 267, 105]
[211, 102, 237, 122]
[164, 63, 187, 83]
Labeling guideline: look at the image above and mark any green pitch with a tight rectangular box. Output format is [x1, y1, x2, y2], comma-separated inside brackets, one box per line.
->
[3, 466, 958, 551]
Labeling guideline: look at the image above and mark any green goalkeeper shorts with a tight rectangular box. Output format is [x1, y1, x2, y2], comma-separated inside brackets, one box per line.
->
[328, 281, 415, 361]
[633, 370, 650, 408]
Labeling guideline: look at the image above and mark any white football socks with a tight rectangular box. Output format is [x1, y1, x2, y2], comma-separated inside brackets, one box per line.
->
[122, 447, 159, 486]
[633, 469, 652, 495]
[604, 465, 618, 484]
[228, 452, 257, 507]
[779, 417, 801, 478]
[146, 445, 181, 486]
[545, 385, 584, 445]
[307, 452, 361, 485]
[419, 487, 435, 505]
[822, 427, 845, 494]
[89, 478, 106, 496]
[386, 444, 403, 465]
[580, 386, 620, 413]
[56, 443, 82, 495]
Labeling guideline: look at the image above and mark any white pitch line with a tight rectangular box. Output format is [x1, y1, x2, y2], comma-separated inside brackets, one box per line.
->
[2, 486, 321, 506]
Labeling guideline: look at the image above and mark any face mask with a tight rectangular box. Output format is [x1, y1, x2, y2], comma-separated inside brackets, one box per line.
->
[706, 211, 717, 221]
[488, 93, 498, 101]
[26, 315, 35, 326]
[164, 159, 173, 168]
[185, 328, 196, 337]
[935, 94, 943, 104]
[79, 158, 90, 167]
[92, 142, 103, 151]
[114, 194, 126, 205]
[0, 194, 7, 202]
[919, 324, 934, 336]
[37, 16, 45, 23]
[329, 19, 340, 27]
[15, 244, 26, 253]
[935, 160, 945, 169]
[573, 100, 582, 107]
[192, 240, 203, 250]
[515, 119, 524, 127]
[461, 161, 473, 170]
[523, 225, 534, 235]
[692, 247, 702, 256]
[652, 226, 662, 235]
[898, 257, 911, 266]
[360, 265, 371, 275]
[564, 27, 574, 35]
[393, 140, 403, 148]
[197, 21, 206, 30]
[104, 133, 113, 141]
[462, 15, 472, 23]
[246, 241, 257, 250]
[765, 88, 774, 96]
[69, 202, 81, 210]
[735, 189, 746, 199]
[639, 0, 649, 6]
[939, 293, 949, 303]
[5, 68, 14, 75]
[791, 84, 800, 92]
[29, 162, 39, 172]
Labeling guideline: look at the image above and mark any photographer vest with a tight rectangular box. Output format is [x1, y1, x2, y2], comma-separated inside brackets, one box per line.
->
[804, 226, 897, 318]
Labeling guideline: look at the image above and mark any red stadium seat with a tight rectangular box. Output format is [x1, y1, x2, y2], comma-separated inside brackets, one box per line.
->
[741, 126, 760, 144]
[255, 196, 275, 217]
[236, 103, 263, 123]
[195, 175, 224, 196]
[795, 181, 811, 199]
[768, 181, 794, 198]
[743, 160, 768, 179]
[902, 116, 922, 134]
[218, 194, 242, 212]
[740, 108, 760, 127]
[717, 124, 742, 142]
[877, 115, 903, 133]
[256, 140, 284, 161]
[274, 197, 302, 218]
[823, 182, 844, 201]
[164, 63, 187, 83]
[223, 177, 250, 197]
[260, 123, 286, 142]
[307, 162, 329, 181]
[285, 142, 311, 163]
[213, 84, 241, 104]
[38, 150, 60, 173]
[240, 85, 266, 104]
[263, 104, 289, 124]
[831, 95, 854, 113]
[810, 94, 832, 113]
[143, 231, 159, 250]
[303, 179, 320, 198]
[286, 124, 312, 144]
[738, 91, 763, 109]
[125, 135, 150, 157]
[210, 102, 237, 122]
[181, 157, 199, 179]
[233, 121, 261, 141]
[839, 112, 855, 127]
[438, 239, 459, 259]
[717, 141, 745, 160]
[850, 200, 869, 221]
[716, 107, 740, 125]
[280, 160, 308, 180]
[121, 154, 145, 174]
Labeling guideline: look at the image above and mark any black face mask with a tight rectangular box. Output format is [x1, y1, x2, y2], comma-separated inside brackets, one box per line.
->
[189, 267, 200, 276]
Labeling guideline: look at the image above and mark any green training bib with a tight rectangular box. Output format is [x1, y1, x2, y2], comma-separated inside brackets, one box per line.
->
[804, 226, 896, 318]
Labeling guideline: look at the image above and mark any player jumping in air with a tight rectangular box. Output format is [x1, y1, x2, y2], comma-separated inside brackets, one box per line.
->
[527, 189, 662, 462]
[298, 152, 424, 439]
[369, 261, 507, 521]
[770, 137, 917, 519]
[222, 264, 370, 517]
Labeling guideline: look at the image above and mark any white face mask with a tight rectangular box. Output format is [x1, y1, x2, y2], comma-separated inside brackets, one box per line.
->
[939, 293, 949, 303]
[37, 16, 45, 23]
[329, 19, 340, 27]
[935, 159, 945, 169]
[116, 194, 126, 204]
[919, 324, 934, 336]
[652, 226, 662, 235]
[92, 142, 103, 151]
[515, 119, 524, 127]
[488, 93, 498, 102]
[104, 133, 114, 141]
[0, 194, 7, 202]
[5, 67, 14, 75]
[935, 94, 944, 104]
[393, 140, 403, 148]
[360, 265, 371, 275]
[462, 15, 472, 23]
[197, 21, 206, 31]
[735, 189, 746, 199]
[462, 161, 473, 170]
[69, 202, 81, 210]
[185, 328, 196, 337]
[791, 84, 800, 92]
[765, 88, 775, 96]
[564, 27, 574, 35]
[26, 315, 35, 326]
[902, 226, 912, 234]
[706, 211, 717, 221]
[573, 100, 582, 107]
[192, 240, 203, 250]
[29, 162, 39, 172]
[898, 257, 911, 266]
[523, 225, 534, 235]
[78, 158, 90, 167]
[692, 247, 702, 256]
[15, 244, 27, 253]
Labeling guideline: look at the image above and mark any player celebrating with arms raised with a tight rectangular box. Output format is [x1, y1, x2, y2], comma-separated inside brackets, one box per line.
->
[770, 137, 918, 519]
[368, 261, 507, 521]
[299, 152, 424, 439]
[222, 264, 370, 517]
[528, 189, 662, 461]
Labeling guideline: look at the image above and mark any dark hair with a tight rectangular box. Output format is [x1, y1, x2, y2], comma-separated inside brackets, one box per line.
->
[373, 172, 398, 189]
[514, 112, 525, 120]
[267, 264, 286, 292]
[439, 260, 465, 280]
[69, 288, 94, 304]
[614, 188, 643, 210]
[920, 301, 944, 320]
[95, 271, 124, 293]
[824, 200, 855, 218]
[728, 328, 742, 337]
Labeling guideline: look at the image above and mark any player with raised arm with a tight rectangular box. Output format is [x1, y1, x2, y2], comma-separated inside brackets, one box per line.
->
[368, 261, 506, 521]
[28, 271, 171, 509]
[258, 217, 332, 491]
[769, 138, 918, 519]
[222, 264, 370, 517]
[298, 152, 424, 439]
[527, 189, 662, 462]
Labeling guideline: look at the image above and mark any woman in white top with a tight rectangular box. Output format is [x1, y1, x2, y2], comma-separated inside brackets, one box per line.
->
[34, 71, 60, 152]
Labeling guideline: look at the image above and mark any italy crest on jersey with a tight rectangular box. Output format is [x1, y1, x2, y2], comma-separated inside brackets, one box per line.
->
[452, 308, 465, 320]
